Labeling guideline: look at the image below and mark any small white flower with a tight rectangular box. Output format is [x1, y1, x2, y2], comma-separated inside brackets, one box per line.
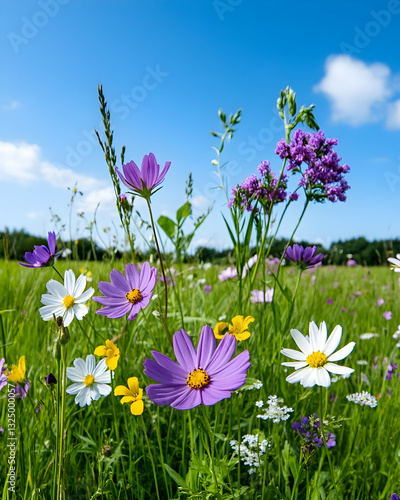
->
[255, 400, 264, 408]
[346, 391, 377, 408]
[393, 326, 400, 339]
[66, 355, 111, 407]
[281, 321, 355, 388]
[257, 395, 293, 423]
[39, 269, 94, 327]
[187, 274, 194, 281]
[356, 360, 368, 365]
[360, 333, 380, 340]
[203, 262, 212, 271]
[388, 254, 400, 272]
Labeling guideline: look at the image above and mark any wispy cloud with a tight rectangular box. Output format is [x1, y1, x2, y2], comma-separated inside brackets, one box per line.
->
[2, 100, 22, 110]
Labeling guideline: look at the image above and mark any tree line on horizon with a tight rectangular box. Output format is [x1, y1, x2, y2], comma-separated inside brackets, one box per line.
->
[1, 228, 398, 267]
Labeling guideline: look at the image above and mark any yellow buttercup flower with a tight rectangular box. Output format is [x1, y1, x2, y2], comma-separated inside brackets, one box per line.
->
[94, 339, 120, 370]
[114, 377, 144, 415]
[214, 316, 255, 341]
[6, 356, 26, 383]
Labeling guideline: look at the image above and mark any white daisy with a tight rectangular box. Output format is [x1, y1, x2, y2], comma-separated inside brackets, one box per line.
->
[66, 355, 111, 407]
[39, 269, 95, 327]
[281, 321, 355, 388]
[388, 253, 400, 272]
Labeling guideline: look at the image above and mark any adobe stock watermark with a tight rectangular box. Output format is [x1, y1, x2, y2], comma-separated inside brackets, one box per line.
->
[384, 156, 400, 192]
[6, 382, 17, 493]
[7, 0, 71, 54]
[213, 0, 243, 21]
[339, 0, 400, 55]
[62, 65, 169, 170]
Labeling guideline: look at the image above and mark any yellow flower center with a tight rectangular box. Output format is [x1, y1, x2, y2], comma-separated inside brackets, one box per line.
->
[84, 374, 95, 387]
[186, 368, 210, 390]
[306, 351, 327, 368]
[63, 295, 75, 309]
[126, 289, 143, 304]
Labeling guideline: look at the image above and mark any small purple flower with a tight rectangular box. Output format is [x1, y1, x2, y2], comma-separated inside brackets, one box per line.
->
[285, 244, 324, 270]
[218, 267, 238, 282]
[160, 275, 176, 286]
[19, 231, 57, 268]
[383, 311, 392, 321]
[377, 298, 384, 307]
[391, 494, 400, 500]
[14, 381, 30, 400]
[35, 405, 42, 413]
[327, 298, 333, 305]
[144, 325, 251, 410]
[347, 259, 357, 267]
[203, 285, 212, 294]
[386, 361, 398, 381]
[93, 262, 157, 321]
[119, 193, 127, 202]
[0, 358, 8, 392]
[45, 373, 57, 386]
[292, 414, 336, 449]
[0, 427, 4, 435]
[116, 153, 171, 199]
[250, 288, 274, 303]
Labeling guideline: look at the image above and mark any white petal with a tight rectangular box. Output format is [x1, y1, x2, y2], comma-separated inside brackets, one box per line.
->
[291, 329, 312, 355]
[46, 279, 67, 298]
[74, 287, 95, 304]
[86, 355, 96, 374]
[96, 383, 112, 396]
[300, 367, 317, 388]
[281, 348, 307, 361]
[39, 305, 63, 321]
[314, 367, 331, 387]
[73, 357, 87, 373]
[308, 322, 319, 351]
[95, 371, 111, 384]
[327, 342, 355, 362]
[41, 294, 63, 306]
[388, 257, 400, 267]
[63, 308, 75, 327]
[93, 358, 108, 378]
[75, 387, 90, 407]
[64, 269, 76, 295]
[318, 322, 327, 351]
[66, 367, 85, 383]
[73, 274, 87, 297]
[89, 386, 100, 402]
[323, 325, 342, 357]
[72, 303, 88, 321]
[281, 361, 309, 369]
[66, 382, 84, 395]
[286, 366, 309, 384]
[324, 363, 355, 375]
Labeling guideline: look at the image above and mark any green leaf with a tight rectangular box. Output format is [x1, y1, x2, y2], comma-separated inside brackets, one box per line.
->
[157, 215, 176, 239]
[176, 201, 192, 224]
[221, 213, 237, 248]
[164, 464, 188, 488]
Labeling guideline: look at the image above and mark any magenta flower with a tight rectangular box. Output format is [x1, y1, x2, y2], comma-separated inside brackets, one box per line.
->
[250, 288, 274, 303]
[19, 231, 57, 268]
[203, 285, 212, 294]
[377, 298, 384, 307]
[116, 153, 171, 199]
[383, 311, 392, 321]
[93, 263, 157, 321]
[144, 326, 251, 410]
[285, 244, 324, 270]
[347, 259, 357, 267]
[218, 267, 238, 281]
[327, 298, 333, 305]
[0, 358, 8, 392]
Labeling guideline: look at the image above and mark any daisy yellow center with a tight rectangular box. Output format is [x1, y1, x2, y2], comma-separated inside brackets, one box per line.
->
[306, 351, 327, 368]
[126, 289, 143, 304]
[84, 374, 95, 387]
[63, 295, 75, 309]
[186, 368, 210, 390]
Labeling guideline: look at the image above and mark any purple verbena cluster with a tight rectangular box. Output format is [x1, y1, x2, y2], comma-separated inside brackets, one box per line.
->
[275, 129, 350, 202]
[292, 415, 336, 448]
[228, 160, 288, 213]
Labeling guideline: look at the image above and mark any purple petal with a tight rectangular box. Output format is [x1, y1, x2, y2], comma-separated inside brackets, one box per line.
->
[171, 387, 202, 410]
[116, 166, 134, 190]
[98, 281, 127, 298]
[125, 263, 140, 289]
[92, 296, 126, 306]
[109, 269, 130, 293]
[157, 161, 171, 185]
[201, 386, 231, 406]
[122, 161, 141, 189]
[205, 334, 236, 373]
[173, 329, 197, 372]
[146, 383, 188, 406]
[151, 351, 188, 379]
[196, 326, 216, 368]
[139, 262, 151, 287]
[141, 154, 151, 188]
[144, 358, 187, 385]
[95, 303, 131, 319]
[127, 303, 141, 321]
[48, 231, 56, 254]
[212, 350, 250, 378]
[210, 374, 247, 391]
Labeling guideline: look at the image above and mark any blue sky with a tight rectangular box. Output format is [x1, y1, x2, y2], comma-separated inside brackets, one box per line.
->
[1, 0, 400, 251]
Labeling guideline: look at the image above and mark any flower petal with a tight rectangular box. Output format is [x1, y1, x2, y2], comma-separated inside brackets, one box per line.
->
[281, 361, 309, 369]
[324, 363, 354, 375]
[308, 322, 319, 351]
[286, 366, 310, 384]
[323, 325, 342, 357]
[64, 269, 76, 295]
[201, 386, 231, 406]
[205, 333, 236, 372]
[196, 326, 216, 368]
[146, 383, 188, 406]
[314, 367, 331, 387]
[130, 399, 144, 415]
[327, 342, 355, 362]
[173, 329, 197, 373]
[290, 329, 312, 355]
[171, 387, 202, 410]
[281, 348, 307, 361]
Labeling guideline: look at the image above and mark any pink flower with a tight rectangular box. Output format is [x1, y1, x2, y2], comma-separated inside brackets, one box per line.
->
[383, 311, 392, 321]
[347, 259, 357, 267]
[377, 298, 384, 307]
[327, 298, 333, 305]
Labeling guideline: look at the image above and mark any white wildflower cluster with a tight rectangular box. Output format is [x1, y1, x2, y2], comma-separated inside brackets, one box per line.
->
[346, 391, 378, 408]
[359, 333, 380, 340]
[256, 395, 293, 423]
[230, 434, 270, 475]
[246, 380, 263, 390]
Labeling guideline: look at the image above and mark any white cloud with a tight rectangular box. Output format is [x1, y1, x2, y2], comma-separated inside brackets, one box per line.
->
[386, 99, 400, 129]
[0, 141, 40, 183]
[314, 55, 393, 125]
[191, 195, 208, 208]
[2, 100, 22, 110]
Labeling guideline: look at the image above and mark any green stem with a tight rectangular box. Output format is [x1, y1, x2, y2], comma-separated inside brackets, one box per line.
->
[146, 198, 172, 347]
[57, 345, 67, 499]
[140, 415, 160, 500]
[52, 265, 64, 282]
[319, 388, 338, 497]
[201, 405, 221, 497]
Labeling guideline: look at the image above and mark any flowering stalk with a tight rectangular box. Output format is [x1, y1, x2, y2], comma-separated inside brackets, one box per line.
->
[201, 405, 222, 498]
[146, 198, 172, 346]
[57, 344, 67, 499]
[319, 389, 339, 497]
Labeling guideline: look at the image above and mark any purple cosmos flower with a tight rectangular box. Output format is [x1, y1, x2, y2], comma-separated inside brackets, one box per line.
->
[144, 325, 251, 410]
[250, 288, 274, 303]
[218, 267, 238, 282]
[13, 380, 30, 400]
[45, 372, 57, 386]
[19, 231, 57, 268]
[391, 494, 400, 500]
[0, 358, 8, 391]
[116, 153, 171, 199]
[285, 244, 324, 270]
[93, 263, 157, 321]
